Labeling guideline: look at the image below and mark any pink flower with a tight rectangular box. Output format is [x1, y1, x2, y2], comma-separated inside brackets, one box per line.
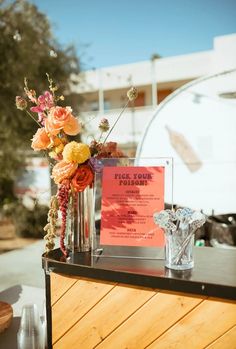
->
[30, 91, 54, 123]
[39, 91, 54, 108]
[30, 108, 46, 124]
[31, 91, 54, 113]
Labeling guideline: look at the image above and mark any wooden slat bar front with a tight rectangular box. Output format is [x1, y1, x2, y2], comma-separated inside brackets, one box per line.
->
[43, 247, 236, 349]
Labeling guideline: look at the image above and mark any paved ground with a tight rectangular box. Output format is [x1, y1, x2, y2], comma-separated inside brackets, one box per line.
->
[0, 239, 59, 292]
[0, 236, 38, 254]
[0, 240, 49, 349]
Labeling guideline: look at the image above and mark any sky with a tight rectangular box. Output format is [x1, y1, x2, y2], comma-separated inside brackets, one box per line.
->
[29, 0, 236, 70]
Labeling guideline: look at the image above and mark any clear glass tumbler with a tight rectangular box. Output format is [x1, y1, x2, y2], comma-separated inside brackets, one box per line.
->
[17, 304, 44, 349]
[165, 227, 194, 270]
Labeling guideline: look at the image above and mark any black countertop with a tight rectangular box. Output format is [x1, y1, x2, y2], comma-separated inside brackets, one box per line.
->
[42, 246, 236, 301]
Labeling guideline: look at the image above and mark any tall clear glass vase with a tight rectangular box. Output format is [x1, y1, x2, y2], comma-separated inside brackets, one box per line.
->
[66, 186, 94, 253]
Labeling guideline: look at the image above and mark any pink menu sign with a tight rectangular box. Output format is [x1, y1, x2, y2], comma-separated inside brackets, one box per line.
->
[100, 166, 165, 247]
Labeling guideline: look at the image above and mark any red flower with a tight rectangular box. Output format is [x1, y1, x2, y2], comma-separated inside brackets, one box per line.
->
[97, 142, 125, 158]
[71, 164, 94, 192]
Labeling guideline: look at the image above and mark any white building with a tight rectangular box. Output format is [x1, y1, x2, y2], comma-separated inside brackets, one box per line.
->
[73, 33, 236, 155]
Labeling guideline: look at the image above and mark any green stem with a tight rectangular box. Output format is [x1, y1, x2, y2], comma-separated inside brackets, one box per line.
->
[83, 113, 100, 127]
[26, 110, 42, 128]
[98, 131, 104, 143]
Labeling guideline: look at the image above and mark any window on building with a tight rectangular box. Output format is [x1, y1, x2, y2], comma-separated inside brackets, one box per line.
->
[89, 101, 99, 111]
[104, 100, 111, 111]
[157, 89, 173, 103]
[134, 91, 145, 107]
[88, 99, 111, 111]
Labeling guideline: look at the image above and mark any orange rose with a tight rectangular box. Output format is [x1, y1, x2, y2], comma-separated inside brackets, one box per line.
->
[45, 118, 60, 136]
[31, 128, 51, 151]
[71, 164, 94, 192]
[45, 106, 80, 136]
[52, 160, 78, 184]
[63, 115, 81, 136]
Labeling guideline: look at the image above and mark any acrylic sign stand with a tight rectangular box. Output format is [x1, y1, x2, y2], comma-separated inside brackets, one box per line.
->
[92, 157, 173, 259]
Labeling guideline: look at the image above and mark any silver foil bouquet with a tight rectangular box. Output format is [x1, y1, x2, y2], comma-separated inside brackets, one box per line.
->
[153, 208, 206, 270]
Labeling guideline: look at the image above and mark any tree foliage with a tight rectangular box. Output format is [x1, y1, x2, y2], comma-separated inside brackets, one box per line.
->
[0, 0, 81, 204]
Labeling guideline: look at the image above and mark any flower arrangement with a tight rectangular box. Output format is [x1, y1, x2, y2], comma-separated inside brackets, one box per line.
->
[16, 75, 138, 256]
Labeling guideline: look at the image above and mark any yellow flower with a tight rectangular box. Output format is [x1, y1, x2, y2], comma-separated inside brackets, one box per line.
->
[62, 141, 91, 164]
[55, 143, 64, 154]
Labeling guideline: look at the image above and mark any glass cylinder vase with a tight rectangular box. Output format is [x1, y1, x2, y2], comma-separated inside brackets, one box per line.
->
[165, 225, 194, 270]
[17, 304, 44, 349]
[66, 186, 94, 253]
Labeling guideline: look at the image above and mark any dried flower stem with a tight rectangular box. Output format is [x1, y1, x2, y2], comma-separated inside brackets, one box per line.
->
[44, 195, 58, 254]
[103, 99, 129, 144]
[46, 73, 58, 98]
